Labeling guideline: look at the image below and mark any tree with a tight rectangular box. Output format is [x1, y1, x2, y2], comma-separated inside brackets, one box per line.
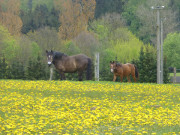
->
[0, 58, 10, 79]
[20, 4, 60, 34]
[32, 4, 50, 30]
[89, 19, 109, 49]
[25, 56, 47, 80]
[135, 45, 170, 83]
[122, 0, 145, 36]
[25, 58, 35, 80]
[136, 45, 157, 83]
[73, 31, 99, 58]
[163, 56, 170, 83]
[54, 0, 96, 39]
[142, 46, 157, 83]
[17, 35, 41, 67]
[163, 32, 180, 68]
[63, 41, 81, 56]
[88, 13, 145, 81]
[20, 0, 54, 12]
[110, 28, 143, 63]
[47, 7, 60, 30]
[27, 27, 63, 54]
[10, 61, 25, 79]
[0, 0, 23, 36]
[136, 0, 178, 44]
[20, 10, 33, 34]
[0, 25, 19, 63]
[99, 49, 116, 81]
[94, 0, 126, 18]
[169, 0, 180, 30]
[89, 13, 126, 49]
[135, 47, 145, 82]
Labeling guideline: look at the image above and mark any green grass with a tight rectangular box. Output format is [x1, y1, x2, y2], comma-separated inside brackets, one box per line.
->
[0, 80, 180, 134]
[170, 73, 180, 76]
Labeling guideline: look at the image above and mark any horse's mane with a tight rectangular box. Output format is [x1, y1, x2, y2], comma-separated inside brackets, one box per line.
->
[116, 62, 122, 67]
[53, 51, 67, 59]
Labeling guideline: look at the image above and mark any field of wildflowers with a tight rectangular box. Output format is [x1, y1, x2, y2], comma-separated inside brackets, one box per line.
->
[0, 80, 180, 134]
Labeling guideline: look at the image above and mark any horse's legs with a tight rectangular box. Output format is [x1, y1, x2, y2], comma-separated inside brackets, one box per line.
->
[131, 67, 136, 82]
[62, 73, 66, 80]
[78, 71, 83, 81]
[113, 75, 117, 82]
[132, 75, 136, 82]
[59, 72, 63, 80]
[127, 76, 131, 82]
[120, 75, 123, 82]
[60, 72, 66, 80]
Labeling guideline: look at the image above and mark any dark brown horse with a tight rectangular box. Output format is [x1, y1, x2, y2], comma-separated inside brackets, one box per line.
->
[46, 50, 92, 81]
[110, 61, 139, 82]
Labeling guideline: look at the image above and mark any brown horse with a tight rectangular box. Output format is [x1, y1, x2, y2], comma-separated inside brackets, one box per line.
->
[46, 50, 92, 81]
[110, 61, 139, 82]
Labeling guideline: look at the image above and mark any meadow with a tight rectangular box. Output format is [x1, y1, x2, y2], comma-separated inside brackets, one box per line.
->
[0, 80, 180, 135]
[170, 73, 180, 77]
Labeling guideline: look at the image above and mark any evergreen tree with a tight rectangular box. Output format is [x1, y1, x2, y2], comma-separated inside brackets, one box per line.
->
[0, 58, 11, 79]
[143, 47, 156, 83]
[34, 56, 47, 80]
[47, 7, 60, 30]
[28, 0, 32, 11]
[20, 5, 60, 34]
[25, 56, 47, 80]
[25, 58, 35, 80]
[20, 10, 33, 34]
[95, 0, 125, 18]
[136, 46, 157, 83]
[163, 56, 170, 83]
[136, 46, 170, 83]
[137, 47, 145, 82]
[10, 61, 25, 79]
[0, 58, 3, 79]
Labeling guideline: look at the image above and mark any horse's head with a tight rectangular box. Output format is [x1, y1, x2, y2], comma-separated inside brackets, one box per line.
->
[110, 61, 117, 73]
[46, 50, 54, 66]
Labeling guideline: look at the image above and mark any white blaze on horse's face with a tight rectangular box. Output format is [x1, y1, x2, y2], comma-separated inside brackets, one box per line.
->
[110, 64, 114, 73]
[47, 54, 53, 66]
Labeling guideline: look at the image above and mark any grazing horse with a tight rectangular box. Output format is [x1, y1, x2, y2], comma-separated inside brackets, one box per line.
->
[46, 50, 92, 81]
[110, 61, 139, 82]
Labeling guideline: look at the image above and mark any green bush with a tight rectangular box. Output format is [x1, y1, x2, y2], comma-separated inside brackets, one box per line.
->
[25, 56, 48, 80]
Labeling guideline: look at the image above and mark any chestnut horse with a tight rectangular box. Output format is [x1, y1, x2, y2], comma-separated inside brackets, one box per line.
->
[110, 61, 139, 82]
[46, 50, 92, 81]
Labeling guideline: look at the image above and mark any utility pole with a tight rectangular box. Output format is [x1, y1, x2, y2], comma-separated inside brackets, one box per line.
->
[151, 6, 164, 84]
[160, 18, 164, 84]
[157, 9, 161, 84]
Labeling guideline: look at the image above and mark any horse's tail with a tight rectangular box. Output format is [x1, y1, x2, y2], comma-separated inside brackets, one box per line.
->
[134, 64, 139, 80]
[86, 58, 92, 80]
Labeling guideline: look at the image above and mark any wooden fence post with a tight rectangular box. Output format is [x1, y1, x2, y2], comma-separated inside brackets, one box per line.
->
[95, 53, 99, 81]
[49, 67, 53, 80]
[173, 67, 176, 83]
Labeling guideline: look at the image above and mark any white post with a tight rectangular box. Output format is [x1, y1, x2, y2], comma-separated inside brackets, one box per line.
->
[173, 67, 176, 83]
[49, 67, 53, 80]
[95, 53, 99, 81]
